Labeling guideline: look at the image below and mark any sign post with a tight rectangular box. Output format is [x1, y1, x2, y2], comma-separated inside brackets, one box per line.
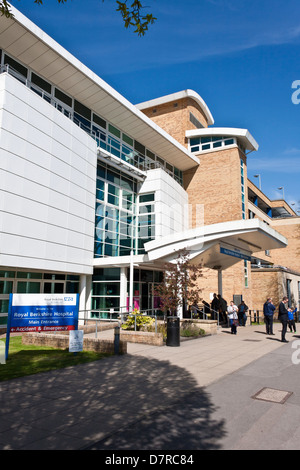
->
[5, 294, 79, 360]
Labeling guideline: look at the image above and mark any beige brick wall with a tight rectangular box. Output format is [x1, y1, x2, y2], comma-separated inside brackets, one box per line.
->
[140, 97, 209, 147]
[183, 147, 246, 226]
[22, 333, 127, 354]
[198, 262, 253, 309]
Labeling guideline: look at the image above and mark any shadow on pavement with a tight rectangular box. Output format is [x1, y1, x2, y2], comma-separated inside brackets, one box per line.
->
[0, 354, 226, 450]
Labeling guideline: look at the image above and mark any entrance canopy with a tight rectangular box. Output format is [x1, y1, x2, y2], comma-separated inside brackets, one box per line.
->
[144, 219, 287, 270]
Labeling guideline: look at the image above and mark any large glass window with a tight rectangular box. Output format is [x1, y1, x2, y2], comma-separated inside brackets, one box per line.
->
[94, 162, 137, 258]
[137, 193, 156, 254]
[92, 268, 121, 318]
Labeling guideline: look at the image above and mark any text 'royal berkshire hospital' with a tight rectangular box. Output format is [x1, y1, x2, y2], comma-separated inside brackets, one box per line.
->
[1, 6, 300, 326]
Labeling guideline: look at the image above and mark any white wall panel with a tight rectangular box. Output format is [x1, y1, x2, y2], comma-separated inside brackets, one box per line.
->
[0, 73, 97, 274]
[140, 168, 189, 239]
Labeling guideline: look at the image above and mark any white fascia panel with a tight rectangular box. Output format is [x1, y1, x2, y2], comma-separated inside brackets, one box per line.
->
[0, 73, 97, 275]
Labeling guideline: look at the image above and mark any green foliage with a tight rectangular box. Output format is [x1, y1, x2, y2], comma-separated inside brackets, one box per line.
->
[153, 250, 203, 316]
[116, 0, 156, 36]
[121, 308, 155, 331]
[1, 0, 156, 36]
[180, 320, 206, 337]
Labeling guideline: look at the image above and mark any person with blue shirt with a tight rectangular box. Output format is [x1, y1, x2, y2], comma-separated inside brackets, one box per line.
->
[263, 297, 276, 335]
[288, 307, 297, 333]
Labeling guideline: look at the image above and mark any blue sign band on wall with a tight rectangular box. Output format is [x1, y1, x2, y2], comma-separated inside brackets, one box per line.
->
[220, 246, 252, 261]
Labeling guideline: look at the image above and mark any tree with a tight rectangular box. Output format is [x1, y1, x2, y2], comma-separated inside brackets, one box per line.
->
[0, 0, 157, 36]
[153, 250, 203, 317]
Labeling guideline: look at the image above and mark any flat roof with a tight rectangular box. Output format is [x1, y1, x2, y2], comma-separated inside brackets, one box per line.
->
[186, 127, 259, 152]
[0, 6, 200, 171]
[136, 89, 214, 126]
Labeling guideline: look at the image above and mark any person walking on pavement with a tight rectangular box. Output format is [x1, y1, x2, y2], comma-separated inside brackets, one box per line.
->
[278, 296, 289, 343]
[227, 301, 238, 335]
[263, 297, 275, 335]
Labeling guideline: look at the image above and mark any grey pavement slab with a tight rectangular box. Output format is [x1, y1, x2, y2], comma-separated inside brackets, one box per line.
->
[0, 323, 299, 450]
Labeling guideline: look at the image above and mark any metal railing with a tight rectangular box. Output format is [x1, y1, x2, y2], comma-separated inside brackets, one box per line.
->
[79, 307, 163, 335]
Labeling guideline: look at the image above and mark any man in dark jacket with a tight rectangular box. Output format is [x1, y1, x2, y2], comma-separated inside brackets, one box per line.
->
[278, 296, 289, 343]
[263, 297, 275, 335]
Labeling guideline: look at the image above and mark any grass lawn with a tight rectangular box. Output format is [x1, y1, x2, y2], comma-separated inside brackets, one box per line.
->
[0, 336, 111, 382]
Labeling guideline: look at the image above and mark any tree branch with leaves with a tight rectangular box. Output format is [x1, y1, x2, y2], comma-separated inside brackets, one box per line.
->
[0, 0, 156, 36]
[153, 250, 203, 317]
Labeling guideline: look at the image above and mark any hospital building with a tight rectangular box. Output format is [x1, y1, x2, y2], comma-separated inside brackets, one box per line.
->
[1, 6, 300, 325]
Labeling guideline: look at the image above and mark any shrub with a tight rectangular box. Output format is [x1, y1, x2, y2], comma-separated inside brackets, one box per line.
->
[121, 308, 154, 331]
[180, 320, 205, 337]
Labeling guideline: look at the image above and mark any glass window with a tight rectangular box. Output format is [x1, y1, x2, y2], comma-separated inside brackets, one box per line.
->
[66, 281, 79, 293]
[0, 281, 13, 295]
[97, 164, 106, 180]
[17, 282, 40, 294]
[4, 54, 27, 78]
[16, 272, 43, 279]
[213, 141, 222, 148]
[140, 193, 155, 203]
[93, 282, 120, 296]
[44, 283, 64, 294]
[74, 100, 91, 120]
[134, 140, 145, 155]
[107, 169, 120, 186]
[0, 300, 9, 315]
[54, 88, 72, 107]
[44, 273, 65, 280]
[93, 268, 120, 281]
[31, 72, 51, 94]
[0, 271, 15, 278]
[108, 124, 121, 138]
[146, 149, 155, 161]
[93, 113, 106, 129]
[190, 138, 200, 146]
[122, 133, 133, 146]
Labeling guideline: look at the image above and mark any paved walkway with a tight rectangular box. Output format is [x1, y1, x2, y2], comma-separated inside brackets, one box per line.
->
[0, 322, 299, 450]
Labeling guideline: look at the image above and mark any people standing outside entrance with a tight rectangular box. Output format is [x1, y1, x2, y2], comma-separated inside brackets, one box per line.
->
[278, 296, 289, 343]
[210, 293, 220, 321]
[263, 297, 275, 335]
[238, 300, 248, 326]
[227, 301, 238, 335]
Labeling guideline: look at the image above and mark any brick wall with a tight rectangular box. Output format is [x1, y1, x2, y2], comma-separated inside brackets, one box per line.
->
[140, 97, 209, 147]
[183, 148, 246, 226]
[22, 333, 127, 354]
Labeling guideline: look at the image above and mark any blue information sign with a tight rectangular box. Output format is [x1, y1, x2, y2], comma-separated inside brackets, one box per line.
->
[5, 294, 79, 360]
[220, 246, 252, 261]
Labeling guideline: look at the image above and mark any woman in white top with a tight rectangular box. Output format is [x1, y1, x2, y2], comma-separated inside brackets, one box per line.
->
[227, 301, 238, 334]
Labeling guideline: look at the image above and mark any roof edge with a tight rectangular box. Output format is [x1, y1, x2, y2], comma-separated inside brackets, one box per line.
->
[136, 89, 214, 126]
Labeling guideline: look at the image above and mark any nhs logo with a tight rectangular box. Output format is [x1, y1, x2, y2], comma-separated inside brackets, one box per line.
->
[64, 297, 74, 302]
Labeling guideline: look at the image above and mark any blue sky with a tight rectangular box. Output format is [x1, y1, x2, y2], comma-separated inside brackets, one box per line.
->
[9, 0, 300, 212]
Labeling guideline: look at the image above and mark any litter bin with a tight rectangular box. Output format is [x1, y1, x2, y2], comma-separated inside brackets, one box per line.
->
[166, 316, 180, 347]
